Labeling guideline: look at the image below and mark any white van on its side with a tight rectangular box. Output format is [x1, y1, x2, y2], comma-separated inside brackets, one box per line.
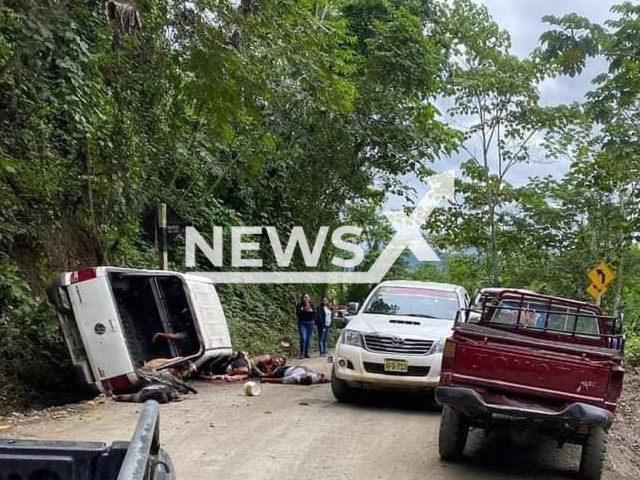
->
[47, 266, 232, 393]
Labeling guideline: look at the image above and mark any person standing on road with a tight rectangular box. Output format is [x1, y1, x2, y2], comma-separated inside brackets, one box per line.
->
[316, 296, 332, 357]
[296, 293, 315, 359]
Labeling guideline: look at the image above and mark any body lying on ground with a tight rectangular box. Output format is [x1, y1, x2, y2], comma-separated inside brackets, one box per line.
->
[200, 351, 251, 382]
[260, 365, 328, 385]
[144, 357, 197, 380]
[200, 352, 286, 382]
[113, 384, 182, 404]
[112, 363, 198, 403]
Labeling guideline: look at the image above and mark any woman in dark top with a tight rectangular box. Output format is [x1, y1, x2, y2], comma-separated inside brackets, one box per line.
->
[296, 293, 315, 359]
[315, 296, 332, 357]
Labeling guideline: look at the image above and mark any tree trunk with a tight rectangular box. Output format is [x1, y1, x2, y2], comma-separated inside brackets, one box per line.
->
[86, 139, 106, 263]
[489, 203, 500, 286]
[612, 260, 622, 315]
[613, 185, 629, 316]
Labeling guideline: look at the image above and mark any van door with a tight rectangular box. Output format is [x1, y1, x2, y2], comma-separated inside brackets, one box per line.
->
[185, 279, 232, 354]
[67, 277, 134, 382]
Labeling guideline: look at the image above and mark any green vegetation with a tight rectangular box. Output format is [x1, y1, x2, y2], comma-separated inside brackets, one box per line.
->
[1, 0, 640, 410]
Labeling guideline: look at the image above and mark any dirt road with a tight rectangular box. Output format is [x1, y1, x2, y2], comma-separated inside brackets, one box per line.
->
[3, 357, 636, 480]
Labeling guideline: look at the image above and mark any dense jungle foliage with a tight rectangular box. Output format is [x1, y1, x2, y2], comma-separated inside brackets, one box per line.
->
[1, 0, 640, 409]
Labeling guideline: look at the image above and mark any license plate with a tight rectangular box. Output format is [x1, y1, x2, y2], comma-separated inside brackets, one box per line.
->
[384, 359, 408, 373]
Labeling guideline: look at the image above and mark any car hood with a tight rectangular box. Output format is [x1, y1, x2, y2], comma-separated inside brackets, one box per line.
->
[346, 313, 454, 340]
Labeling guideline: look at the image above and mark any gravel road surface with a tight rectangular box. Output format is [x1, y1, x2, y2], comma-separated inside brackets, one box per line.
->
[3, 357, 635, 480]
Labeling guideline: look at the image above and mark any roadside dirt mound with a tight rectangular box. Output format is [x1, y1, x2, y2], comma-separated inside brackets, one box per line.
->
[607, 367, 640, 479]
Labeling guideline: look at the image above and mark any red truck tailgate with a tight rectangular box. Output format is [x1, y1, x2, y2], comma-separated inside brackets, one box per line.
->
[447, 325, 620, 406]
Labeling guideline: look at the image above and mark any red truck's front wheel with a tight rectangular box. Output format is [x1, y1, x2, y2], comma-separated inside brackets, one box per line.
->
[579, 426, 608, 480]
[438, 405, 469, 460]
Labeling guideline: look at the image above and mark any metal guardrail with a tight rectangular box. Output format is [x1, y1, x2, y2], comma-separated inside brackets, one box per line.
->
[117, 400, 162, 480]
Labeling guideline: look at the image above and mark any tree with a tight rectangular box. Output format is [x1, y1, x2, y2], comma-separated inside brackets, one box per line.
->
[0, 0, 467, 404]
[426, 0, 563, 286]
[538, 5, 640, 312]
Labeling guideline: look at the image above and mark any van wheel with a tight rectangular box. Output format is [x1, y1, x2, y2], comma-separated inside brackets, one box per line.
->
[439, 405, 469, 460]
[579, 426, 608, 480]
[331, 367, 358, 403]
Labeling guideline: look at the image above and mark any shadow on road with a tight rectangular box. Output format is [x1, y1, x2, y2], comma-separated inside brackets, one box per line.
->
[446, 428, 581, 479]
[329, 391, 580, 480]
[346, 390, 442, 413]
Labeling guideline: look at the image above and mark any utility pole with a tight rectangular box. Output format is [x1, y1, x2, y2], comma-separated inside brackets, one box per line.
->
[158, 203, 168, 270]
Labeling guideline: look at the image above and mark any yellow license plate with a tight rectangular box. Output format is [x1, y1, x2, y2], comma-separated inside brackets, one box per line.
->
[384, 359, 408, 373]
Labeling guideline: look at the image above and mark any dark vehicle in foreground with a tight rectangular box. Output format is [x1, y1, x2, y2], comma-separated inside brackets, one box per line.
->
[436, 289, 625, 480]
[0, 401, 173, 480]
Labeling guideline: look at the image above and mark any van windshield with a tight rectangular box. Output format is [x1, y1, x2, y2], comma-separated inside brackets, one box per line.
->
[363, 287, 460, 320]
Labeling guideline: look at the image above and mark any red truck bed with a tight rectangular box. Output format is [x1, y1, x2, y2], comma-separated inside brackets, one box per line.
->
[440, 323, 624, 414]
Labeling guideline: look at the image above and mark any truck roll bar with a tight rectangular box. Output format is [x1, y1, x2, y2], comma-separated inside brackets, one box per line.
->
[117, 400, 165, 480]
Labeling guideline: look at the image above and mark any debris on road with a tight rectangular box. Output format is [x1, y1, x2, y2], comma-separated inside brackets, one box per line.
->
[244, 381, 262, 396]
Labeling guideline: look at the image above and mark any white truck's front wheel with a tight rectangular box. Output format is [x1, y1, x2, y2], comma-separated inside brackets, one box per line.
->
[331, 366, 359, 403]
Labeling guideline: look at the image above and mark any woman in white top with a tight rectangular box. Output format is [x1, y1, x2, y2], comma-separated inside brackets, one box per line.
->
[315, 296, 333, 357]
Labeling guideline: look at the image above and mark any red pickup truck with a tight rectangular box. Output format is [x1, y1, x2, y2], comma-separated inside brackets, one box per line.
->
[436, 288, 625, 480]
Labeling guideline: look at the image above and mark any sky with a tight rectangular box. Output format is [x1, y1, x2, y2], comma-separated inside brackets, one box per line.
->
[387, 0, 620, 209]
[480, 0, 615, 104]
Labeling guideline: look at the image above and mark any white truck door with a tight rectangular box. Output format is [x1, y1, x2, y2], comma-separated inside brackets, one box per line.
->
[67, 277, 133, 381]
[186, 280, 232, 352]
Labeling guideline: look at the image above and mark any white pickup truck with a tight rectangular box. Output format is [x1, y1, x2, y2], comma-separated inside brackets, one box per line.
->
[47, 266, 232, 394]
[331, 280, 469, 401]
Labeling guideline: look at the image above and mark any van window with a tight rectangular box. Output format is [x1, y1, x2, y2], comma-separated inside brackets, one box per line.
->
[156, 277, 199, 356]
[109, 273, 200, 365]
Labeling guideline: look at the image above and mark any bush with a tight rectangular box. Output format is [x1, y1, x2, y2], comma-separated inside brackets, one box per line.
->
[625, 333, 640, 367]
[0, 257, 76, 414]
[218, 284, 322, 355]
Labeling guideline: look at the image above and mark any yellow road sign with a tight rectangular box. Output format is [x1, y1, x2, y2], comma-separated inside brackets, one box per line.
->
[587, 262, 615, 289]
[586, 283, 608, 301]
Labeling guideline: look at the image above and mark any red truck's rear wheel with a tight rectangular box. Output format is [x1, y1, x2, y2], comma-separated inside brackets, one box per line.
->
[579, 426, 608, 480]
[438, 405, 469, 460]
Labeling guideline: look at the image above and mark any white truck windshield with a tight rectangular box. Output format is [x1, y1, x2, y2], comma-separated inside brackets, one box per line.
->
[364, 287, 460, 320]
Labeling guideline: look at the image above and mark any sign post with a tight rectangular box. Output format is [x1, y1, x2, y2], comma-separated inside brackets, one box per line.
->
[158, 204, 168, 270]
[586, 262, 616, 305]
[142, 204, 186, 271]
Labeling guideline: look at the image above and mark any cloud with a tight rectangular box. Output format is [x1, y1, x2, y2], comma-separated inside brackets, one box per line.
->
[478, 0, 615, 106]
[387, 1, 618, 209]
